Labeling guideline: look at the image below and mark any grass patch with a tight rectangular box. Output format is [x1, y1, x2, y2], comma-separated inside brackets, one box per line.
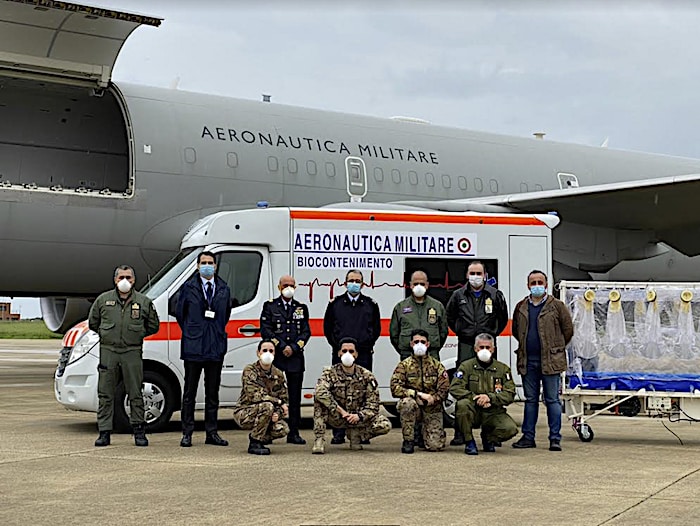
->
[0, 320, 63, 339]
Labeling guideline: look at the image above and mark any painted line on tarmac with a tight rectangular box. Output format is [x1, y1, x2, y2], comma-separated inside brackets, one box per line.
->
[0, 350, 59, 355]
[0, 383, 46, 388]
[0, 358, 57, 363]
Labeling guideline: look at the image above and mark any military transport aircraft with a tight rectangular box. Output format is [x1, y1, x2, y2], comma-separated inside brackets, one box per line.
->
[3, 0, 700, 331]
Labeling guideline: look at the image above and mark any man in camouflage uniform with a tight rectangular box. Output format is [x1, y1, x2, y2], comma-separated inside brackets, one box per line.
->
[390, 270, 448, 361]
[449, 333, 518, 455]
[312, 337, 391, 454]
[391, 329, 450, 454]
[233, 340, 289, 455]
[89, 265, 160, 447]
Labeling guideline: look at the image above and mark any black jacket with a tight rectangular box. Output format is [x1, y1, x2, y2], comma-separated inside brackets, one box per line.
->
[446, 283, 508, 344]
[260, 296, 311, 373]
[323, 292, 381, 365]
[176, 274, 232, 362]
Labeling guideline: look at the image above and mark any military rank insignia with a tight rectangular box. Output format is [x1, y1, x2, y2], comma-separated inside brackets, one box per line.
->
[131, 303, 141, 319]
[428, 307, 437, 324]
[494, 378, 503, 393]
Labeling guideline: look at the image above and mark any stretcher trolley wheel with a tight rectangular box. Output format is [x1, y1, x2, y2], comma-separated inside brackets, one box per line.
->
[576, 423, 595, 442]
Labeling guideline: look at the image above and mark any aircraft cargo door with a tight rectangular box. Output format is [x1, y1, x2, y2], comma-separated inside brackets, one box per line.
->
[508, 235, 549, 383]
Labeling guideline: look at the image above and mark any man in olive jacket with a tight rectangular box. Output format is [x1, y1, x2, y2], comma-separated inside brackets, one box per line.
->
[511, 270, 573, 452]
[389, 270, 448, 361]
[89, 265, 160, 447]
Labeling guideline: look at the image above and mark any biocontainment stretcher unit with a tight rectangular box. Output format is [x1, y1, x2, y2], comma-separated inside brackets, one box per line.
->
[560, 280, 700, 442]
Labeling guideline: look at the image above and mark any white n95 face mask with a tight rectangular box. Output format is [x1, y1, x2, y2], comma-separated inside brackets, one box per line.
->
[341, 352, 355, 367]
[281, 286, 295, 299]
[468, 275, 484, 288]
[477, 349, 492, 362]
[259, 351, 274, 366]
[412, 285, 426, 298]
[413, 343, 428, 356]
[117, 278, 132, 293]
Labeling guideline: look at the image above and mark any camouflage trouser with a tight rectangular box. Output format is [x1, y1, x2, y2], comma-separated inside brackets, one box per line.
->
[455, 398, 518, 443]
[233, 402, 289, 442]
[313, 401, 391, 441]
[397, 397, 446, 451]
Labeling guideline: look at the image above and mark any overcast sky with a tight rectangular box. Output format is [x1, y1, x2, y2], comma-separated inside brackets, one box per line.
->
[6, 1, 700, 319]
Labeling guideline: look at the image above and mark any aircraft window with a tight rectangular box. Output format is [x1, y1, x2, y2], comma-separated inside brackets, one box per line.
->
[490, 179, 498, 193]
[267, 156, 279, 172]
[403, 257, 500, 307]
[474, 177, 483, 192]
[145, 248, 199, 301]
[535, 184, 543, 191]
[520, 182, 528, 192]
[227, 152, 238, 168]
[425, 172, 435, 187]
[374, 167, 384, 182]
[307, 160, 317, 176]
[216, 251, 263, 308]
[409, 170, 418, 185]
[287, 158, 298, 174]
[458, 176, 467, 191]
[442, 174, 451, 189]
[391, 169, 401, 184]
[326, 162, 336, 178]
[184, 147, 196, 164]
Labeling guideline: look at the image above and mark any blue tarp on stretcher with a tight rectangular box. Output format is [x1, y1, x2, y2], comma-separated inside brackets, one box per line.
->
[567, 372, 700, 392]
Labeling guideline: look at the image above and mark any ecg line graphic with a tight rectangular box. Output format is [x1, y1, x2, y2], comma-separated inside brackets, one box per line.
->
[297, 271, 495, 302]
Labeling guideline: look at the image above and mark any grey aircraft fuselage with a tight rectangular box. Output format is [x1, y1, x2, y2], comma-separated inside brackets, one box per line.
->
[3, 80, 700, 330]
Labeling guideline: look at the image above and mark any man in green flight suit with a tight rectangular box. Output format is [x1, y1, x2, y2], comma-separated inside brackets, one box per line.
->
[389, 270, 448, 361]
[89, 265, 160, 447]
[449, 332, 518, 455]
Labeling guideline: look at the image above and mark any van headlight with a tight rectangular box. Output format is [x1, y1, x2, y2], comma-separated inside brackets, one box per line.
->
[69, 330, 99, 363]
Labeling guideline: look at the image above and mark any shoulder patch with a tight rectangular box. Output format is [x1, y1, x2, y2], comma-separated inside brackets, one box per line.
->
[454, 371, 464, 379]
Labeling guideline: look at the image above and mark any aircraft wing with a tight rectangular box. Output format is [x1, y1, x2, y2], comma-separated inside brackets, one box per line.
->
[400, 173, 700, 256]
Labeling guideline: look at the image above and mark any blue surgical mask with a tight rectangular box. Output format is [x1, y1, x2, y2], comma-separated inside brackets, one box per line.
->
[347, 282, 361, 295]
[199, 264, 215, 279]
[530, 285, 546, 298]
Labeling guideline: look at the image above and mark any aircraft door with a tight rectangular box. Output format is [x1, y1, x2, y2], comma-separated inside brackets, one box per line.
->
[508, 235, 549, 387]
[345, 156, 367, 201]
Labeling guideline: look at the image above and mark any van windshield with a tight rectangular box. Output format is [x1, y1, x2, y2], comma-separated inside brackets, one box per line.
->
[141, 248, 200, 300]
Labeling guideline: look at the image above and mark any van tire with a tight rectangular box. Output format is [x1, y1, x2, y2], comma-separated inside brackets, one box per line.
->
[114, 370, 175, 433]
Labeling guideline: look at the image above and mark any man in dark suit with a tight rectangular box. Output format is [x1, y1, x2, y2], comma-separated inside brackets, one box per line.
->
[176, 251, 232, 447]
[260, 274, 311, 444]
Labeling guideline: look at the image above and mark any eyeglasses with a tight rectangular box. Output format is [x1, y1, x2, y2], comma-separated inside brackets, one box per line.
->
[412, 340, 428, 345]
[339, 348, 355, 354]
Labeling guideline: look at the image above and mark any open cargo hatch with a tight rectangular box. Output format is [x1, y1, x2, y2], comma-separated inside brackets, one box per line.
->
[0, 0, 161, 87]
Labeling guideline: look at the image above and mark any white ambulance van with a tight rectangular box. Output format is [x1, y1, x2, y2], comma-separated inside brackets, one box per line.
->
[55, 204, 559, 431]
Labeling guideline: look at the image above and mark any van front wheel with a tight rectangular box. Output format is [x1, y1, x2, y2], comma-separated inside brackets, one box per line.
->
[114, 370, 175, 433]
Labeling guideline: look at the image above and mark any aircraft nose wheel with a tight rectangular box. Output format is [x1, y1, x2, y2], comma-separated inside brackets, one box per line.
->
[573, 420, 595, 442]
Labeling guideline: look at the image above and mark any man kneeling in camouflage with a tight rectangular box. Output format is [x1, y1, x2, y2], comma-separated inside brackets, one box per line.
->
[391, 329, 450, 453]
[312, 337, 391, 454]
[233, 340, 289, 455]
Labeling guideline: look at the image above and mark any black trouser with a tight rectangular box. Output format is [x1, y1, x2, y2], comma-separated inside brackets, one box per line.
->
[181, 360, 223, 436]
[286, 371, 304, 435]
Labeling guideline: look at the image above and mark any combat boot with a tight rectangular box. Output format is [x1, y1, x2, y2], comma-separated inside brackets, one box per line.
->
[450, 428, 465, 446]
[348, 429, 363, 450]
[133, 424, 148, 447]
[94, 431, 111, 447]
[413, 423, 425, 449]
[312, 437, 326, 455]
[401, 440, 415, 454]
[464, 439, 479, 455]
[248, 435, 271, 455]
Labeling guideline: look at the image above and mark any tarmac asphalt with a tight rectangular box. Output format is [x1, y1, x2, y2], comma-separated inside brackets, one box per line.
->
[1, 340, 699, 526]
